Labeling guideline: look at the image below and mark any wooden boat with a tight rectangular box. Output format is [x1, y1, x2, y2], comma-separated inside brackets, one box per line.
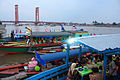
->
[0, 31, 71, 54]
[0, 30, 89, 54]
[0, 64, 42, 78]
[30, 48, 63, 54]
[0, 63, 54, 78]
[0, 42, 29, 54]
[0, 42, 62, 54]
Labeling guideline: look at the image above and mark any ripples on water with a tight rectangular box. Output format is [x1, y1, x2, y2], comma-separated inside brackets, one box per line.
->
[0, 24, 120, 66]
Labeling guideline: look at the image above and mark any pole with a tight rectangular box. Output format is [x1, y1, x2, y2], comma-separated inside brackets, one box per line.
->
[103, 54, 107, 80]
[66, 44, 70, 66]
[79, 46, 82, 60]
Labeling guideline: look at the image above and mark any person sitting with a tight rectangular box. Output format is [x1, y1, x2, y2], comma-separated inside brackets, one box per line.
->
[89, 67, 103, 80]
[87, 57, 92, 64]
[76, 59, 82, 67]
[81, 56, 87, 65]
[67, 63, 78, 80]
[28, 57, 38, 72]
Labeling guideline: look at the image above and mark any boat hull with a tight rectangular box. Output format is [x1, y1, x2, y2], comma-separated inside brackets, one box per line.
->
[0, 43, 62, 54]
[0, 46, 28, 54]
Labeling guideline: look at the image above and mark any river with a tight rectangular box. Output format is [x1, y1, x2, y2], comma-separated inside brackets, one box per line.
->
[0, 24, 120, 67]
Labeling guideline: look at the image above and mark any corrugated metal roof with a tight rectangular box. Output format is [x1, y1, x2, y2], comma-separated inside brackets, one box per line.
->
[32, 32, 72, 36]
[73, 34, 120, 52]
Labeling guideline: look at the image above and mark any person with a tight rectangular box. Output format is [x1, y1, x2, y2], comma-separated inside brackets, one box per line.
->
[81, 56, 87, 65]
[108, 56, 117, 80]
[89, 67, 103, 80]
[28, 57, 38, 71]
[87, 57, 92, 64]
[76, 59, 82, 67]
[11, 32, 14, 41]
[27, 38, 30, 45]
[67, 63, 78, 80]
[115, 57, 120, 80]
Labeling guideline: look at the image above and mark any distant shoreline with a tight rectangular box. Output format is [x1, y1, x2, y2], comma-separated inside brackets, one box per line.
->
[3, 24, 120, 28]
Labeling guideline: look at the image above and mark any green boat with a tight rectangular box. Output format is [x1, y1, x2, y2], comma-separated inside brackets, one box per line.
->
[0, 42, 62, 54]
[0, 42, 29, 54]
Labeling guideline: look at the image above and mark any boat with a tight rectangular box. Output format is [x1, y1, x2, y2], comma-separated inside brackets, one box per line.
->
[0, 41, 62, 54]
[0, 42, 29, 54]
[0, 61, 60, 78]
[0, 29, 89, 54]
[0, 64, 28, 78]
[29, 48, 63, 55]
[0, 64, 44, 78]
[0, 31, 71, 54]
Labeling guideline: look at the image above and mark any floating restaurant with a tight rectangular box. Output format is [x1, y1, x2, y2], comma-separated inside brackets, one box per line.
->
[26, 34, 120, 80]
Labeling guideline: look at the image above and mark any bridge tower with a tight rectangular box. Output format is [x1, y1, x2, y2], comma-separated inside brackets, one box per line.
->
[15, 5, 19, 24]
[35, 7, 39, 25]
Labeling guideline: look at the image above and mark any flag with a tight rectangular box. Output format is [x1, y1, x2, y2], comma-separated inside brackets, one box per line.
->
[16, 30, 18, 33]
[45, 28, 48, 32]
[11, 30, 14, 34]
[93, 33, 96, 35]
[73, 24, 77, 29]
[60, 24, 66, 31]
[35, 51, 46, 67]
[25, 27, 32, 32]
[19, 30, 21, 33]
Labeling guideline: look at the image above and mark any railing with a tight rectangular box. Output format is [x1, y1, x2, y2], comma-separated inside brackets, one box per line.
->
[25, 63, 72, 80]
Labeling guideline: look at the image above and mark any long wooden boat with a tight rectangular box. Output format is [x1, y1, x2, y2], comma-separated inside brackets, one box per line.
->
[0, 63, 54, 78]
[0, 42, 62, 54]
[0, 42, 29, 54]
[0, 64, 42, 78]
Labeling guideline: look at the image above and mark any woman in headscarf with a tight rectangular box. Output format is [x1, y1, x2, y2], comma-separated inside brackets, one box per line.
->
[67, 63, 77, 80]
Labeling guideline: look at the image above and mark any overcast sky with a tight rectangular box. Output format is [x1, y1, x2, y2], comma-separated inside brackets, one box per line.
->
[0, 0, 120, 24]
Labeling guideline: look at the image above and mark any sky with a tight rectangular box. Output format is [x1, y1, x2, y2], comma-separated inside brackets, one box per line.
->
[0, 0, 120, 24]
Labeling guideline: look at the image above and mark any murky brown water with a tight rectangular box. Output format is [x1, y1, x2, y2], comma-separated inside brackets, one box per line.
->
[0, 53, 35, 67]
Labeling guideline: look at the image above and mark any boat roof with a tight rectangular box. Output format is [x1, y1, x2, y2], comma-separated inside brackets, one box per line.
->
[66, 31, 88, 34]
[32, 32, 72, 37]
[65, 33, 120, 54]
[15, 33, 28, 36]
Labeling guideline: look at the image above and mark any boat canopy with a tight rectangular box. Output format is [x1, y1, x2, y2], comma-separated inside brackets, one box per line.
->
[32, 32, 72, 37]
[40, 48, 89, 62]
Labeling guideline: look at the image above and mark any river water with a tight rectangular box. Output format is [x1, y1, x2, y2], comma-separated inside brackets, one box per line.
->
[0, 24, 120, 67]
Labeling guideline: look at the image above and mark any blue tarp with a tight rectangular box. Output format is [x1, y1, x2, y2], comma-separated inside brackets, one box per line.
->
[40, 48, 89, 62]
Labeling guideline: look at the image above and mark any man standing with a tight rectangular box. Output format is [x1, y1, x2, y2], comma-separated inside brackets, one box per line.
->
[108, 56, 117, 80]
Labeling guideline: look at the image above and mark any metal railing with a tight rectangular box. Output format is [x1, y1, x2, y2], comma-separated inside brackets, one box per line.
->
[26, 63, 72, 80]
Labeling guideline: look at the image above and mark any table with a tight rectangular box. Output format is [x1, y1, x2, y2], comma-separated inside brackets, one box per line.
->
[76, 67, 92, 77]
[75, 67, 92, 80]
[75, 62, 103, 80]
